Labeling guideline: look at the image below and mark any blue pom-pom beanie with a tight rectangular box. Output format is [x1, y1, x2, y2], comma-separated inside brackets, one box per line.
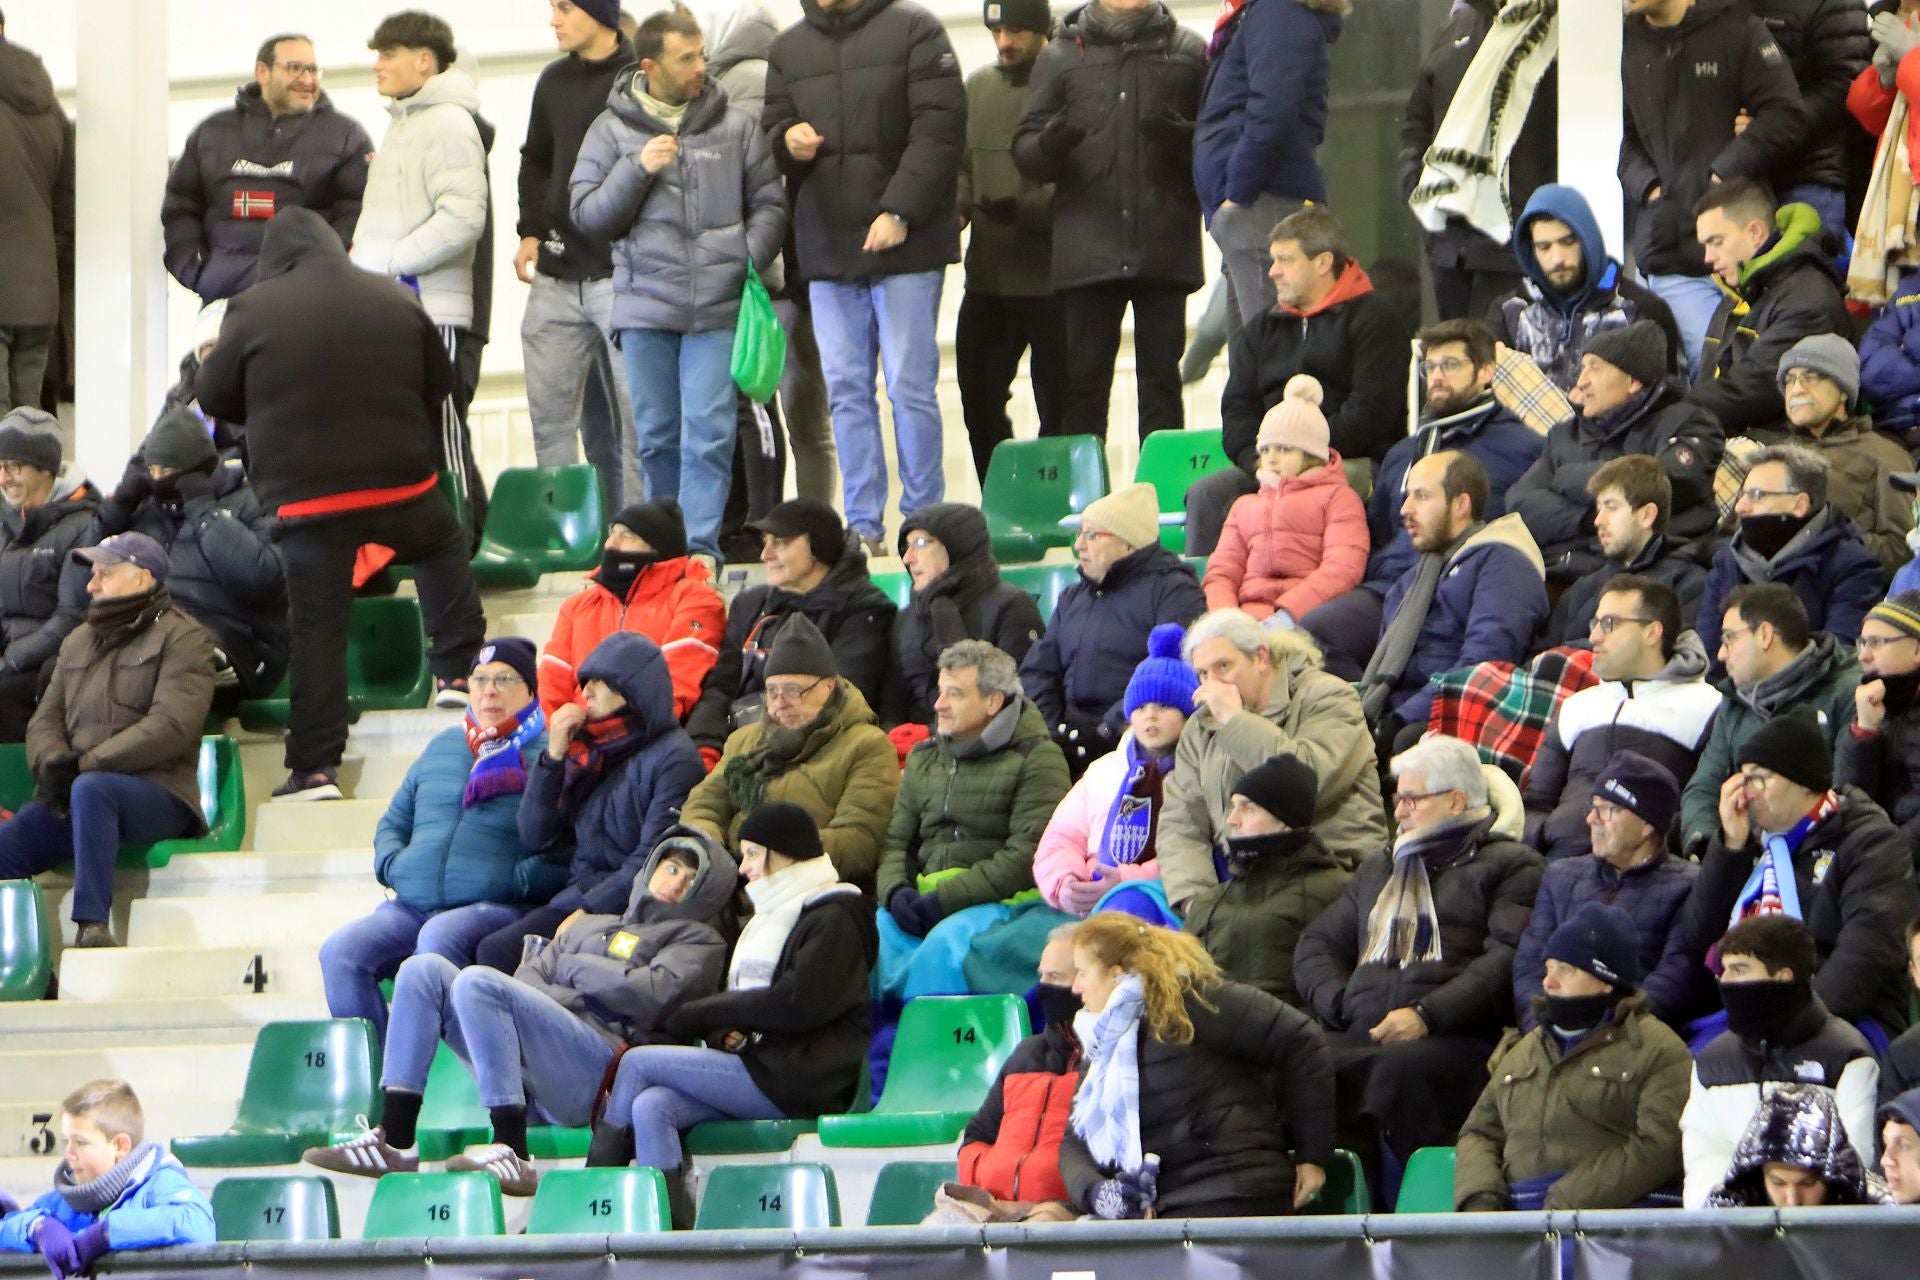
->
[1125, 623, 1199, 717]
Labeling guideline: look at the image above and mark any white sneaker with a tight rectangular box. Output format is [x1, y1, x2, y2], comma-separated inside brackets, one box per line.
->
[300, 1122, 419, 1179]
[446, 1143, 540, 1197]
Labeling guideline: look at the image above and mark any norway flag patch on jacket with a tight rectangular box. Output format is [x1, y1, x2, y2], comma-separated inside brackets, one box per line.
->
[232, 190, 277, 220]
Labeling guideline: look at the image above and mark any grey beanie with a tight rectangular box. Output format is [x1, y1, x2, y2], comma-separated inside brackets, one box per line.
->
[143, 407, 219, 471]
[1777, 333, 1861, 412]
[1582, 320, 1669, 388]
[0, 408, 62, 474]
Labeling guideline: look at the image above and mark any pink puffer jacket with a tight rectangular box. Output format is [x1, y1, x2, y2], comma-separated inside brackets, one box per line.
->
[1202, 453, 1369, 620]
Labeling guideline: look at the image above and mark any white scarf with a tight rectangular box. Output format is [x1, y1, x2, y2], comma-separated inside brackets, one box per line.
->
[727, 856, 841, 991]
[1409, 0, 1558, 244]
[1069, 973, 1147, 1174]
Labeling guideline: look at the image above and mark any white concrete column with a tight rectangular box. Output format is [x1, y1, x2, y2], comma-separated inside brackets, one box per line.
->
[74, 0, 170, 489]
[1557, 1, 1625, 262]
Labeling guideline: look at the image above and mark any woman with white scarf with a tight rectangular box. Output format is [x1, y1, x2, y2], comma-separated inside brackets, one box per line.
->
[1058, 914, 1335, 1219]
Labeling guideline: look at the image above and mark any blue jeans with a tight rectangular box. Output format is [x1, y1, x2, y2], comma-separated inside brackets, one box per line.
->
[1643, 273, 1725, 380]
[0, 773, 193, 924]
[620, 327, 738, 562]
[809, 272, 946, 541]
[382, 953, 613, 1125]
[317, 899, 521, 1043]
[605, 1044, 784, 1169]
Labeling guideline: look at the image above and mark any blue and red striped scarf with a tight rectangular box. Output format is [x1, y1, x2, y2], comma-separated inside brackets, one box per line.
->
[463, 702, 545, 808]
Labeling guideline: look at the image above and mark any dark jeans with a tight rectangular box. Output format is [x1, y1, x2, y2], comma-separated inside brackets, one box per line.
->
[720, 392, 788, 560]
[1299, 586, 1385, 682]
[1183, 466, 1258, 557]
[955, 290, 1070, 481]
[0, 326, 52, 412]
[0, 666, 44, 743]
[276, 492, 485, 772]
[0, 774, 195, 923]
[474, 902, 575, 974]
[1060, 281, 1188, 441]
[1428, 258, 1522, 324]
[1330, 1032, 1492, 1198]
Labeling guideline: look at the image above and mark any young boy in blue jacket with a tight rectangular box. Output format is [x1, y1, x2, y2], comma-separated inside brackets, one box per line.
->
[0, 1079, 213, 1276]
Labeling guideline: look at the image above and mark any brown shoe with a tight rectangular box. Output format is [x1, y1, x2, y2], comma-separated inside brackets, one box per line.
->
[72, 923, 118, 949]
[447, 1144, 541, 1197]
[301, 1124, 420, 1179]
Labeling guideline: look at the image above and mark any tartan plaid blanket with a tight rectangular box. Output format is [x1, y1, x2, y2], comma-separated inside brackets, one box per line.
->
[1493, 346, 1573, 436]
[1425, 644, 1599, 779]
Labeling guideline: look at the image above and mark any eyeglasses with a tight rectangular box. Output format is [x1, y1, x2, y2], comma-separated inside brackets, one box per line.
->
[1074, 527, 1117, 546]
[1780, 370, 1828, 391]
[1418, 357, 1472, 378]
[1588, 798, 1629, 822]
[764, 676, 828, 704]
[0, 461, 30, 477]
[1589, 614, 1655, 636]
[903, 535, 937, 553]
[1719, 624, 1755, 648]
[468, 673, 524, 691]
[1392, 788, 1452, 811]
[1859, 633, 1920, 654]
[1739, 768, 1777, 791]
[272, 60, 323, 80]
[1737, 487, 1800, 505]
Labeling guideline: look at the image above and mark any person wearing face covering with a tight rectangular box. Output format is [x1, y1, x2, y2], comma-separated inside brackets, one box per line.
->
[1679, 915, 1880, 1207]
[538, 499, 725, 722]
[1455, 903, 1692, 1211]
[1836, 592, 1920, 862]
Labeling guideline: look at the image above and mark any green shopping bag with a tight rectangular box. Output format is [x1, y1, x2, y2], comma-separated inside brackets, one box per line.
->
[731, 262, 786, 403]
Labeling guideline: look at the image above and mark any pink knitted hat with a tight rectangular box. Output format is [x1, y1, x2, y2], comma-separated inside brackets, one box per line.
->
[1256, 375, 1330, 460]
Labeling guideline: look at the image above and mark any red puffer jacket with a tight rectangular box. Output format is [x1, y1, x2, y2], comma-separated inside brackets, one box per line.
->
[956, 1026, 1079, 1203]
[538, 556, 725, 721]
[1202, 453, 1369, 621]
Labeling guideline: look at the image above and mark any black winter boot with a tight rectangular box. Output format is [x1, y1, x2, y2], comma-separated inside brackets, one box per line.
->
[664, 1163, 697, 1231]
[583, 1121, 635, 1168]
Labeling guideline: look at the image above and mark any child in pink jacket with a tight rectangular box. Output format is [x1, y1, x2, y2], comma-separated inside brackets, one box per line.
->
[1203, 375, 1369, 624]
[1033, 624, 1199, 915]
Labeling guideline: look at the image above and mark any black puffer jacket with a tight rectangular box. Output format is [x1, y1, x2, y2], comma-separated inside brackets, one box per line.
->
[762, 0, 965, 282]
[1010, 1, 1207, 292]
[1293, 817, 1544, 1041]
[1057, 981, 1335, 1218]
[0, 467, 97, 678]
[1746, 0, 1872, 194]
[0, 38, 70, 330]
[517, 37, 637, 281]
[1835, 707, 1920, 864]
[1619, 0, 1806, 277]
[687, 537, 898, 750]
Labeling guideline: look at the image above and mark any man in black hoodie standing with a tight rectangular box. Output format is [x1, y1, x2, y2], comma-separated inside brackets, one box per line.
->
[196, 207, 487, 802]
[0, 18, 71, 412]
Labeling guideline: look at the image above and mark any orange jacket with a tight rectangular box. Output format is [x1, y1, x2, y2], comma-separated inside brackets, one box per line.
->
[539, 557, 725, 721]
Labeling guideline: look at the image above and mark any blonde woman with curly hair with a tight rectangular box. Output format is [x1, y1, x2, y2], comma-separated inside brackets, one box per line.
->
[1060, 914, 1335, 1219]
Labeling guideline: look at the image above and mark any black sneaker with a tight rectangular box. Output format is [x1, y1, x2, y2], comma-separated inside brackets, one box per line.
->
[434, 678, 470, 709]
[272, 768, 343, 801]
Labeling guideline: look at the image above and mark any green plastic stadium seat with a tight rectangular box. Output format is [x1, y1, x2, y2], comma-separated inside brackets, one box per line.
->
[414, 1043, 489, 1161]
[211, 1175, 340, 1242]
[0, 738, 242, 869]
[981, 436, 1108, 563]
[173, 1019, 379, 1166]
[1133, 429, 1227, 552]
[470, 465, 606, 589]
[1395, 1146, 1457, 1213]
[527, 1125, 591, 1160]
[866, 1160, 958, 1226]
[999, 562, 1081, 626]
[1303, 1149, 1371, 1215]
[817, 995, 1030, 1148]
[0, 879, 52, 1001]
[527, 1167, 669, 1235]
[693, 1163, 840, 1230]
[684, 1118, 817, 1156]
[238, 597, 430, 731]
[362, 1172, 503, 1239]
[871, 570, 913, 611]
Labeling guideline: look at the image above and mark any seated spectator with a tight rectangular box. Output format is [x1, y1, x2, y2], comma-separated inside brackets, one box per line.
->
[1181, 754, 1352, 1006]
[1159, 610, 1385, 912]
[1059, 914, 1335, 1219]
[1685, 706, 1918, 1035]
[1859, 264, 1920, 444]
[1686, 180, 1851, 433]
[0, 534, 214, 949]
[1525, 576, 1721, 859]
[94, 408, 286, 703]
[1881, 918, 1920, 1107]
[1022, 483, 1206, 774]
[1681, 585, 1861, 849]
[886, 503, 1044, 728]
[1300, 319, 1543, 679]
[1033, 624, 1198, 917]
[1293, 736, 1545, 1170]
[681, 614, 898, 892]
[537, 500, 724, 722]
[317, 639, 562, 1040]
[0, 1080, 213, 1266]
[1544, 456, 1710, 645]
[1712, 427, 1889, 655]
[1681, 916, 1879, 1207]
[1201, 376, 1369, 626]
[1516, 751, 1705, 1028]
[1358, 451, 1548, 746]
[1457, 903, 1692, 1210]
[474, 631, 707, 973]
[1748, 335, 1915, 573]
[1507, 321, 1722, 585]
[1705, 1082, 1886, 1207]
[1838, 593, 1920, 863]
[1488, 183, 1683, 391]
[597, 804, 875, 1228]
[302, 830, 737, 1198]
[1881, 1089, 1920, 1205]
[686, 499, 895, 764]
[1185, 205, 1412, 556]
[0, 408, 98, 742]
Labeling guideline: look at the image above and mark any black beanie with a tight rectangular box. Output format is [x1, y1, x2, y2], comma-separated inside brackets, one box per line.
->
[764, 613, 837, 678]
[1735, 705, 1833, 793]
[1582, 320, 1669, 388]
[610, 500, 688, 560]
[143, 406, 219, 471]
[1230, 754, 1319, 832]
[471, 636, 539, 690]
[738, 801, 825, 861]
[1544, 902, 1644, 991]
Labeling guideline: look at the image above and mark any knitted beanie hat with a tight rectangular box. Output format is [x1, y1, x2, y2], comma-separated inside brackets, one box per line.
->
[738, 801, 825, 861]
[1869, 591, 1920, 642]
[1735, 705, 1833, 793]
[1544, 902, 1644, 991]
[1256, 375, 1331, 461]
[471, 636, 539, 689]
[1124, 623, 1199, 717]
[1582, 320, 1668, 387]
[0, 408, 62, 474]
[143, 406, 219, 471]
[609, 500, 688, 560]
[1230, 753, 1319, 831]
[1777, 333, 1861, 412]
[1079, 482, 1160, 551]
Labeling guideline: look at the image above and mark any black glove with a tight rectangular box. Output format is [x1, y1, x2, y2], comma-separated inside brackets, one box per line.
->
[1039, 114, 1087, 163]
[36, 751, 81, 813]
[112, 457, 152, 510]
[1138, 108, 1191, 150]
[887, 885, 923, 935]
[168, 469, 216, 504]
[976, 196, 1019, 224]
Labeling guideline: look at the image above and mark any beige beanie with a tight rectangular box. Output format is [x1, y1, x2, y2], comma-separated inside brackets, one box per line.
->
[1256, 375, 1330, 461]
[1080, 481, 1160, 550]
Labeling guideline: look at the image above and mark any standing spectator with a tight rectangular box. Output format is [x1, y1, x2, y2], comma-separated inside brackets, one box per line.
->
[1544, 457, 1711, 646]
[1011, 0, 1206, 442]
[570, 4, 786, 565]
[1195, 0, 1344, 327]
[0, 534, 214, 950]
[955, 0, 1066, 481]
[0, 20, 71, 410]
[195, 209, 487, 800]
[0, 408, 97, 741]
[1746, 0, 1872, 240]
[161, 34, 373, 304]
[1620, 0, 1805, 374]
[763, 0, 964, 554]
[1838, 593, 1920, 862]
[514, 0, 638, 513]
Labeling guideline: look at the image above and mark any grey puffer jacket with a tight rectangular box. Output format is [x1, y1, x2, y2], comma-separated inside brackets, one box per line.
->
[571, 77, 785, 334]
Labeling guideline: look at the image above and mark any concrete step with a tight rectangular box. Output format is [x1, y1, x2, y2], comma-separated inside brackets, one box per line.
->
[0, 1042, 252, 1107]
[0, 993, 330, 1046]
[127, 891, 385, 948]
[498, 611, 559, 646]
[0, 1099, 239, 1161]
[59, 943, 326, 1002]
[250, 799, 385, 852]
[135, 848, 375, 897]
[239, 747, 417, 816]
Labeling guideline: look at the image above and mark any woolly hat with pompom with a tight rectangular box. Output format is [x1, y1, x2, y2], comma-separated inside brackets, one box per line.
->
[1256, 375, 1330, 461]
[1124, 623, 1200, 718]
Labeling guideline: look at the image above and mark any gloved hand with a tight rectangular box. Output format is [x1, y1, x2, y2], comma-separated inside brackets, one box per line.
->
[1088, 1159, 1159, 1219]
[32, 1218, 77, 1279]
[1060, 871, 1108, 916]
[887, 885, 922, 935]
[112, 458, 153, 511]
[887, 886, 945, 938]
[1877, 40, 1901, 86]
[66, 1224, 108, 1278]
[167, 469, 216, 504]
[1873, 11, 1919, 64]
[36, 752, 81, 813]
[1138, 108, 1191, 150]
[1038, 114, 1086, 163]
[975, 196, 1019, 223]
